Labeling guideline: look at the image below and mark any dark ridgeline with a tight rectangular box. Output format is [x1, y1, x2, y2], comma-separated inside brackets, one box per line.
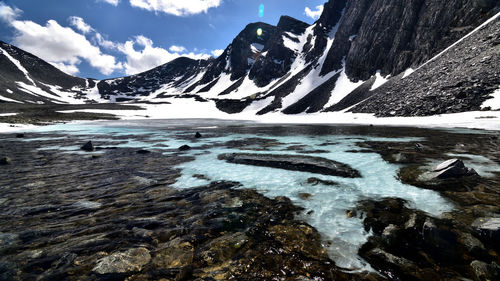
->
[0, 0, 498, 116]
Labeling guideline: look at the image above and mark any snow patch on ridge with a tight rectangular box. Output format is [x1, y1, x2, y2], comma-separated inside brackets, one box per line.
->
[370, 71, 389, 91]
[481, 87, 500, 110]
[0, 46, 36, 86]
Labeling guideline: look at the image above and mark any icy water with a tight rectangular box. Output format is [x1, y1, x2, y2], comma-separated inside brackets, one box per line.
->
[19, 120, 460, 270]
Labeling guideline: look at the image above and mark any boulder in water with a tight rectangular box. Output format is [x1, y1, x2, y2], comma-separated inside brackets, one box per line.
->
[92, 247, 151, 274]
[0, 157, 11, 165]
[431, 158, 478, 179]
[195, 132, 202, 138]
[179, 145, 191, 151]
[80, 141, 94, 152]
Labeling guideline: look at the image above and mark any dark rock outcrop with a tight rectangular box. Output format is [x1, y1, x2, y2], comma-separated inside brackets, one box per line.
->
[0, 156, 11, 165]
[178, 145, 191, 151]
[218, 153, 361, 178]
[430, 158, 479, 179]
[80, 141, 94, 152]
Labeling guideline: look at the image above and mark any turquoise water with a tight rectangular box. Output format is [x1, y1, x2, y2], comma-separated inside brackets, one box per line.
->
[31, 122, 454, 271]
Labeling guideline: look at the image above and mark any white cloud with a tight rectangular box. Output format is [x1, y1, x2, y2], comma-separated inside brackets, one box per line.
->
[97, 0, 120, 6]
[118, 35, 211, 75]
[50, 62, 80, 75]
[129, 0, 221, 16]
[169, 45, 187, 53]
[0, 1, 21, 23]
[68, 16, 93, 34]
[11, 19, 122, 75]
[305, 5, 324, 20]
[211, 49, 223, 57]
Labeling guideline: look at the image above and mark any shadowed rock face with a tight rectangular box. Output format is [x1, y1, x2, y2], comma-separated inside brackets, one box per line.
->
[218, 152, 361, 178]
[320, 0, 498, 80]
[351, 17, 500, 116]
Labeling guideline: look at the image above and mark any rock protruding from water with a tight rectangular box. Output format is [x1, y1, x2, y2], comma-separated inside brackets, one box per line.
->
[218, 153, 361, 178]
[431, 159, 478, 179]
[81, 141, 94, 152]
[0, 157, 11, 165]
[195, 132, 202, 138]
[472, 217, 500, 243]
[93, 247, 151, 274]
[15, 133, 24, 138]
[178, 145, 191, 151]
[136, 149, 151, 154]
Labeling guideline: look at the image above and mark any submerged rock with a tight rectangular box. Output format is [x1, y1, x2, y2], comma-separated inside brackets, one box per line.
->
[93, 247, 151, 274]
[306, 177, 340, 186]
[218, 153, 361, 178]
[0, 157, 11, 165]
[80, 141, 94, 152]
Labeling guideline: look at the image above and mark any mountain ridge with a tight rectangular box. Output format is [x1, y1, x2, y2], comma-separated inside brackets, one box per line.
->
[1, 0, 499, 117]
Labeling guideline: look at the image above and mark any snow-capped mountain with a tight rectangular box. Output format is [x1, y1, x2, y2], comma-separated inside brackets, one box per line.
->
[1, 0, 499, 116]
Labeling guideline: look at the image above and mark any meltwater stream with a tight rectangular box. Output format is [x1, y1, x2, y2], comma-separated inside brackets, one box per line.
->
[31, 121, 454, 271]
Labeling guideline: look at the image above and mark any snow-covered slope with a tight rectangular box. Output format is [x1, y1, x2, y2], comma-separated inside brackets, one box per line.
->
[1, 0, 499, 119]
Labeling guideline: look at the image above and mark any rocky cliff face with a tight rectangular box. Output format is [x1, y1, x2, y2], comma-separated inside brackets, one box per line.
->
[321, 0, 499, 80]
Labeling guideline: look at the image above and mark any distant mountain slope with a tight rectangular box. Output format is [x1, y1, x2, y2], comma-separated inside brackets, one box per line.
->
[1, 0, 499, 117]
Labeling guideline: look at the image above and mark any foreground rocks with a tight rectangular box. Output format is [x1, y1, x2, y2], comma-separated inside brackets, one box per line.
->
[357, 198, 499, 280]
[218, 153, 361, 178]
[422, 158, 479, 180]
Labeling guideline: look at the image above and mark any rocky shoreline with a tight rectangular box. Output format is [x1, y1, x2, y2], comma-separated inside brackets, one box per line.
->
[0, 124, 499, 280]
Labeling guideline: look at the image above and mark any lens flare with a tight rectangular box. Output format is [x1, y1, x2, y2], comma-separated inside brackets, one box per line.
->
[256, 28, 263, 37]
[258, 4, 264, 17]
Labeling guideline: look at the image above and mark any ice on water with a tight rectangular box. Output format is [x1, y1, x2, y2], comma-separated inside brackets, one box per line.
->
[33, 123, 455, 270]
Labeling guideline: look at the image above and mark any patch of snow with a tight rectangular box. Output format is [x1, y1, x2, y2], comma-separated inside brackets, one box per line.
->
[0, 113, 17, 117]
[481, 87, 500, 110]
[349, 35, 357, 41]
[250, 43, 264, 53]
[0, 95, 23, 103]
[324, 66, 363, 108]
[370, 71, 390, 91]
[0, 46, 36, 86]
[84, 81, 107, 103]
[0, 123, 37, 133]
[402, 68, 415, 79]
[417, 12, 500, 70]
[247, 57, 255, 65]
[6, 89, 13, 94]
[282, 35, 300, 51]
[223, 75, 275, 100]
[16, 82, 65, 104]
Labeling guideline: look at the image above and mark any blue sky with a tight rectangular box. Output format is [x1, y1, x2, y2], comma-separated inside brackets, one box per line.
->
[0, 0, 326, 79]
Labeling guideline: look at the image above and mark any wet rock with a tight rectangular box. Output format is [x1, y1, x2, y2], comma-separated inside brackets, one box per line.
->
[179, 145, 191, 151]
[15, 133, 24, 138]
[298, 193, 312, 200]
[152, 237, 193, 268]
[93, 247, 151, 274]
[432, 159, 478, 178]
[136, 149, 151, 154]
[470, 260, 500, 281]
[198, 232, 248, 266]
[195, 132, 202, 138]
[306, 177, 339, 186]
[0, 156, 11, 165]
[80, 141, 94, 152]
[218, 153, 361, 178]
[472, 217, 500, 244]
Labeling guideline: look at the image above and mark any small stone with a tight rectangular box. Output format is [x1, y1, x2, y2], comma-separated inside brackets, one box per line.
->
[179, 145, 191, 151]
[0, 157, 11, 165]
[346, 210, 357, 218]
[195, 132, 202, 138]
[298, 193, 312, 200]
[15, 133, 24, 138]
[93, 247, 151, 274]
[136, 149, 151, 154]
[81, 141, 94, 152]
